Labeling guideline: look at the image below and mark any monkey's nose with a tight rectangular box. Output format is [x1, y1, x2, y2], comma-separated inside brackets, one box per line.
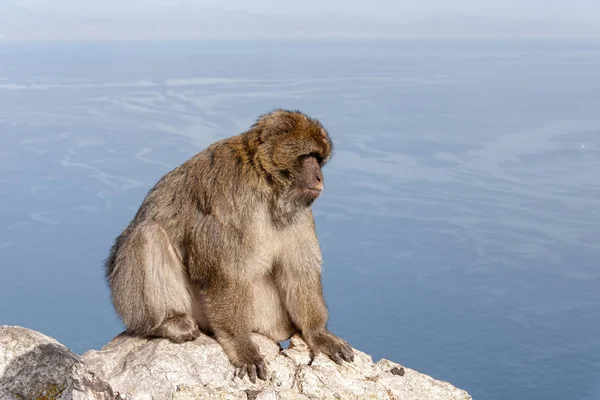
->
[313, 179, 324, 192]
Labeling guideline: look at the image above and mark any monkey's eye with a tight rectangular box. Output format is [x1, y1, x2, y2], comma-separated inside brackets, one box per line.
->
[305, 152, 323, 164]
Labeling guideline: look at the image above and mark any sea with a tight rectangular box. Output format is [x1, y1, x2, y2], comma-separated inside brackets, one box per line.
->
[1, 39, 599, 400]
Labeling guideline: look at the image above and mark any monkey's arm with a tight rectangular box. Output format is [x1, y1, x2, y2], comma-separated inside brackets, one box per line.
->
[188, 216, 267, 383]
[275, 246, 354, 364]
[203, 278, 267, 382]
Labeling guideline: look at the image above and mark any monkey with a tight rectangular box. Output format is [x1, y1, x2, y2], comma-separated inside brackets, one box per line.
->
[104, 109, 354, 383]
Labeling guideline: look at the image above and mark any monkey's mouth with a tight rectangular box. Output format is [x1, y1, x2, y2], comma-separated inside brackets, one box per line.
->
[304, 188, 322, 198]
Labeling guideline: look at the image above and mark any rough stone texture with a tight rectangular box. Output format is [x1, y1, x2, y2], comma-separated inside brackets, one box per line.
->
[65, 361, 117, 400]
[0, 326, 78, 400]
[0, 326, 472, 400]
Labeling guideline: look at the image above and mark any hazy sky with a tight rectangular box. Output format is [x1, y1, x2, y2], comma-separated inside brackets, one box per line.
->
[13, 0, 599, 20]
[3, 0, 600, 40]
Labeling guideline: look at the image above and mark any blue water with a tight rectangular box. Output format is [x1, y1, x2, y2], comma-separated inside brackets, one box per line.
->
[1, 40, 599, 400]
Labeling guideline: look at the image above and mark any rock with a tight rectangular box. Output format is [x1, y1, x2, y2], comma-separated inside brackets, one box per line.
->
[0, 326, 472, 400]
[0, 326, 78, 400]
[0, 326, 116, 400]
[66, 361, 117, 400]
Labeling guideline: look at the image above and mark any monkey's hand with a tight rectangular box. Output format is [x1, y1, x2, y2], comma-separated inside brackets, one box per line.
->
[233, 345, 268, 384]
[306, 330, 354, 365]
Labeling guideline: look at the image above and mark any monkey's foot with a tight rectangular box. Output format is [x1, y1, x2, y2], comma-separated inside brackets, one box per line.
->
[307, 331, 354, 365]
[233, 347, 267, 383]
[153, 314, 201, 344]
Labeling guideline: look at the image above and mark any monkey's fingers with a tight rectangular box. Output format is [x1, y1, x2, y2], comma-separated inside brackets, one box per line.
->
[236, 365, 247, 380]
[247, 364, 257, 383]
[256, 362, 267, 381]
[331, 352, 344, 365]
[340, 341, 354, 362]
[307, 353, 315, 366]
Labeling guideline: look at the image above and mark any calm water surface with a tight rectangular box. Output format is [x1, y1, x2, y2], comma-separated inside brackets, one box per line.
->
[1, 40, 599, 400]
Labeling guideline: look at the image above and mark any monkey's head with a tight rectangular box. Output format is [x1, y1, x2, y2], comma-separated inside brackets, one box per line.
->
[252, 109, 333, 207]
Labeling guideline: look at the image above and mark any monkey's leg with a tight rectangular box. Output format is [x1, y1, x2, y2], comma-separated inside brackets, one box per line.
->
[108, 221, 200, 343]
[203, 281, 267, 383]
[275, 267, 354, 365]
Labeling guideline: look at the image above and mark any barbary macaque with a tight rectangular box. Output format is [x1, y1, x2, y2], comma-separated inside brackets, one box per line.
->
[105, 109, 354, 382]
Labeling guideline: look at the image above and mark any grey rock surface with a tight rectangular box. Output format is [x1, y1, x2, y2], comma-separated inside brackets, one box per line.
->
[0, 326, 78, 400]
[0, 326, 472, 400]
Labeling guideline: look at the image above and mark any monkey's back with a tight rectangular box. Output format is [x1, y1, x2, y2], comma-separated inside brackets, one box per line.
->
[126, 137, 263, 254]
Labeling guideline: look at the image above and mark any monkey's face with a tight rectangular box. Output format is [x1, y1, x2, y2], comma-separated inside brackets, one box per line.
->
[289, 154, 324, 206]
[253, 109, 333, 208]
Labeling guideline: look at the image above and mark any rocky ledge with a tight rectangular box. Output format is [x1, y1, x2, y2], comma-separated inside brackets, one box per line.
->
[0, 325, 471, 400]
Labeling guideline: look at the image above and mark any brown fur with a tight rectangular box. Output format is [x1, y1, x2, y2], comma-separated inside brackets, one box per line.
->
[105, 109, 353, 382]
